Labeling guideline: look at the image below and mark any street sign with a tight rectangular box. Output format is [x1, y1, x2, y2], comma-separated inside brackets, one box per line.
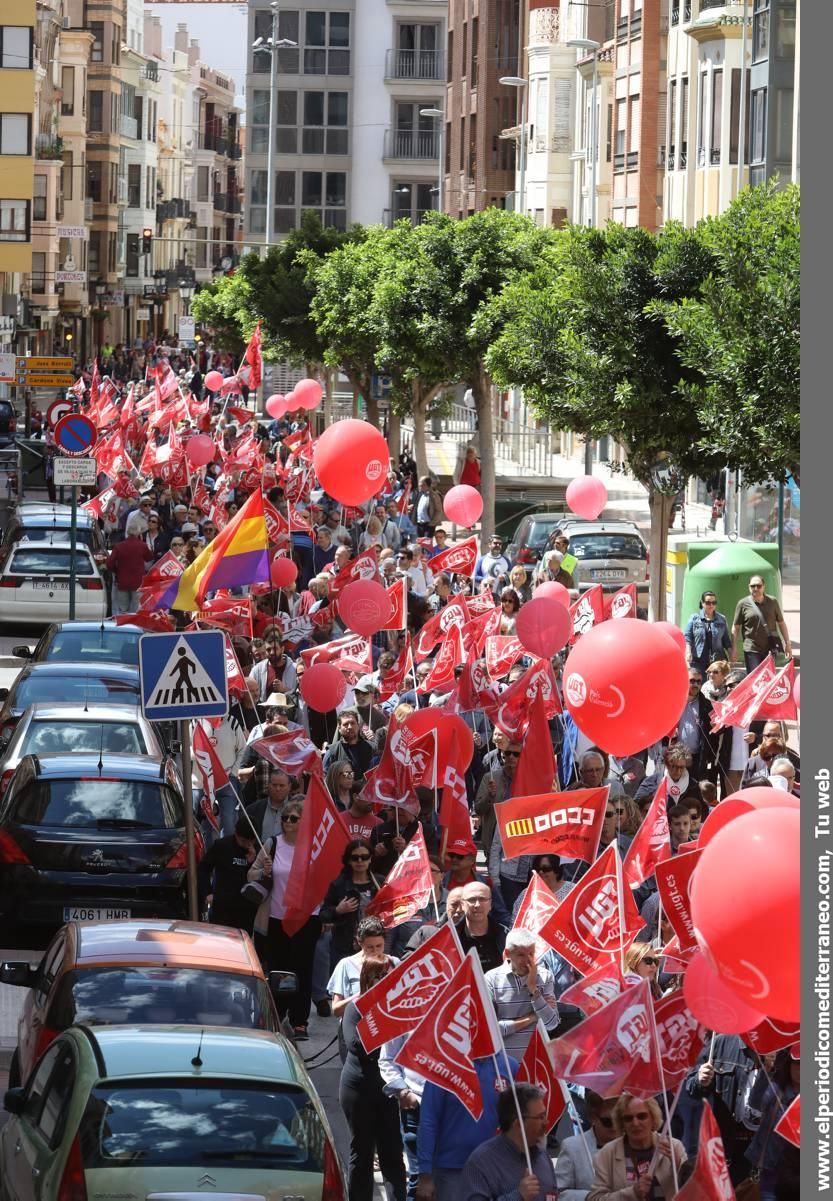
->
[179, 316, 195, 343]
[139, 631, 228, 721]
[54, 457, 98, 486]
[13, 375, 74, 388]
[56, 225, 89, 240]
[17, 357, 74, 371]
[46, 399, 73, 427]
[54, 412, 97, 457]
[55, 270, 87, 285]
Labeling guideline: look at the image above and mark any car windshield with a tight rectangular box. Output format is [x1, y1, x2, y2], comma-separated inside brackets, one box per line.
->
[568, 533, 646, 561]
[14, 675, 138, 708]
[51, 968, 276, 1031]
[526, 519, 562, 548]
[21, 720, 146, 756]
[79, 1081, 326, 1170]
[7, 548, 95, 576]
[18, 528, 95, 547]
[9, 778, 183, 828]
[47, 630, 140, 664]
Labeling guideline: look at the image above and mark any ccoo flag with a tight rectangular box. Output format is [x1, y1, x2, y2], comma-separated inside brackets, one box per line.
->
[170, 489, 269, 611]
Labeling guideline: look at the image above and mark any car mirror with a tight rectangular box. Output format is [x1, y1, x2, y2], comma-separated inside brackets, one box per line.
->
[268, 970, 298, 998]
[0, 962, 36, 987]
[11, 646, 30, 659]
[3, 1088, 24, 1115]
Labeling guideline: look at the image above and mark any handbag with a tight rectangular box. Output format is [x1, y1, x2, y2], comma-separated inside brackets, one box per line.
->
[240, 837, 275, 906]
[734, 1175, 761, 1201]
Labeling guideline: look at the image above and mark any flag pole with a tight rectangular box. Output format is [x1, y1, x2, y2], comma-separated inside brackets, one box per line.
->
[707, 1030, 717, 1065]
[558, 1079, 595, 1176]
[647, 1081, 683, 1178]
[612, 838, 628, 977]
[499, 1046, 534, 1175]
[650, 1017, 680, 1194]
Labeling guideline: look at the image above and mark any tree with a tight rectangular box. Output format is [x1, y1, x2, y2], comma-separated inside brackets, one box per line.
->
[190, 267, 253, 357]
[651, 182, 800, 483]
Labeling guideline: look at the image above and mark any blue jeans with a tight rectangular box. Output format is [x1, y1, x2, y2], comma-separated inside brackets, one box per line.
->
[400, 1103, 420, 1201]
[434, 1168, 462, 1201]
[312, 927, 332, 1003]
[744, 650, 767, 671]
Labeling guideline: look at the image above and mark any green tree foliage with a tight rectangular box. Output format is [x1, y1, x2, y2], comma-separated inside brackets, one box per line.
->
[190, 267, 252, 357]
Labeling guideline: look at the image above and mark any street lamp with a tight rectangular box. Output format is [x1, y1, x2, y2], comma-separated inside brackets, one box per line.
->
[567, 38, 601, 229]
[179, 279, 195, 314]
[499, 76, 528, 216]
[253, 3, 297, 254]
[419, 107, 444, 212]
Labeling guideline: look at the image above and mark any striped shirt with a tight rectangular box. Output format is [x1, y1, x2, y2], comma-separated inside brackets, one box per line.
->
[484, 962, 559, 1054]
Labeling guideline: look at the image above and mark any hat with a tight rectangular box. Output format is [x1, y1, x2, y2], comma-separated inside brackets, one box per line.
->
[181, 522, 199, 535]
[355, 674, 379, 694]
[447, 836, 477, 856]
[259, 691, 290, 708]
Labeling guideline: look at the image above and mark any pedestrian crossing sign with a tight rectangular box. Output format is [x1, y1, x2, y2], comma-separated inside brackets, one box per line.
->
[139, 630, 229, 720]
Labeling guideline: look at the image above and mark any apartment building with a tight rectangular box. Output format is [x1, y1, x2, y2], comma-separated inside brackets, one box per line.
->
[748, 0, 797, 186]
[56, 20, 94, 358]
[0, 0, 36, 355]
[190, 35, 243, 280]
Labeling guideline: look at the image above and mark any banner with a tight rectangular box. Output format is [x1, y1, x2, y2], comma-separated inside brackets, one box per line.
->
[414, 595, 471, 660]
[282, 776, 350, 936]
[559, 958, 626, 1016]
[603, 582, 638, 620]
[365, 825, 434, 928]
[675, 1104, 735, 1201]
[653, 990, 708, 1084]
[427, 536, 479, 578]
[656, 849, 702, 954]
[569, 585, 605, 642]
[495, 787, 607, 863]
[511, 872, 562, 962]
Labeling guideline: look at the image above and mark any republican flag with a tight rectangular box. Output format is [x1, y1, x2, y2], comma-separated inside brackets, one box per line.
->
[380, 577, 408, 631]
[511, 689, 558, 799]
[192, 723, 229, 834]
[484, 635, 527, 680]
[414, 595, 470, 660]
[493, 659, 562, 740]
[428, 536, 479, 578]
[282, 775, 350, 936]
[365, 825, 434, 928]
[495, 787, 607, 863]
[356, 921, 464, 1052]
[569, 585, 605, 643]
[653, 990, 708, 1084]
[550, 980, 663, 1099]
[656, 849, 702, 953]
[394, 950, 502, 1120]
[539, 844, 643, 976]
[511, 871, 562, 963]
[517, 1022, 566, 1134]
[622, 779, 671, 888]
[250, 729, 323, 778]
[603, 582, 638, 620]
[774, 1095, 800, 1147]
[169, 489, 270, 611]
[559, 958, 626, 1016]
[675, 1104, 735, 1201]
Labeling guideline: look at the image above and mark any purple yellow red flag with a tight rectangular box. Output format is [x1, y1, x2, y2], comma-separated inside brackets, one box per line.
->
[170, 489, 269, 611]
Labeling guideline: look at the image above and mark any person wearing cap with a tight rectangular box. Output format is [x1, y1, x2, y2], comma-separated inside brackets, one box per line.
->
[475, 537, 511, 591]
[354, 676, 388, 735]
[124, 493, 155, 538]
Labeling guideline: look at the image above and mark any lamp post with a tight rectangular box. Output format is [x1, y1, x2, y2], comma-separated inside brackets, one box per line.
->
[419, 106, 444, 212]
[253, 4, 297, 254]
[648, 452, 685, 623]
[499, 76, 528, 216]
[178, 279, 195, 315]
[567, 38, 601, 229]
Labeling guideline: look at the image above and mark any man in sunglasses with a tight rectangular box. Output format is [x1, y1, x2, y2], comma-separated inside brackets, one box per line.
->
[555, 1090, 619, 1199]
[731, 576, 792, 671]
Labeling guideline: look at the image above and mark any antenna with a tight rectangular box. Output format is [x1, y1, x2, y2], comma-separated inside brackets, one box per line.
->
[191, 1029, 205, 1068]
[97, 719, 104, 775]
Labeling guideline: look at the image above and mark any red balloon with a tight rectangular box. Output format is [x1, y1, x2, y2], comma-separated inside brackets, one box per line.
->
[515, 596, 571, 659]
[301, 663, 347, 713]
[562, 619, 689, 756]
[443, 485, 483, 527]
[683, 951, 766, 1034]
[565, 476, 608, 521]
[655, 620, 687, 654]
[699, 787, 800, 848]
[265, 394, 285, 419]
[204, 370, 224, 392]
[270, 556, 298, 588]
[534, 581, 570, 608]
[691, 808, 800, 1021]
[294, 379, 323, 411]
[313, 419, 390, 507]
[185, 434, 215, 469]
[404, 709, 474, 776]
[339, 579, 392, 637]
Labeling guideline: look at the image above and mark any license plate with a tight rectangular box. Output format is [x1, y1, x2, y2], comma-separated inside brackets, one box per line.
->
[33, 580, 69, 590]
[592, 569, 627, 580]
[63, 907, 131, 922]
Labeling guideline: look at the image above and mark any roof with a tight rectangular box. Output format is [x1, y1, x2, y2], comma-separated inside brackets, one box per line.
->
[22, 660, 139, 678]
[16, 509, 95, 526]
[557, 519, 642, 533]
[72, 920, 264, 976]
[50, 621, 142, 633]
[20, 702, 147, 721]
[30, 752, 164, 780]
[86, 1025, 298, 1083]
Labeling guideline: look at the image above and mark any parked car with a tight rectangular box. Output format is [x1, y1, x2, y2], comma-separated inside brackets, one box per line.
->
[0, 398, 18, 447]
[0, 752, 194, 930]
[0, 541, 107, 625]
[0, 919, 295, 1087]
[0, 662, 141, 747]
[0, 702, 165, 799]
[0, 1024, 345, 1201]
[2, 502, 106, 561]
[541, 518, 649, 593]
[13, 620, 143, 666]
[505, 511, 569, 568]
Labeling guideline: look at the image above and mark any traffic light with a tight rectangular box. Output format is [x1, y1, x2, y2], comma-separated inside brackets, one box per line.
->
[141, 227, 153, 254]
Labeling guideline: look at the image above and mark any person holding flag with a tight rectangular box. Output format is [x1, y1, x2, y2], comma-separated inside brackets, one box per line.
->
[459, 1084, 557, 1201]
[587, 1094, 686, 1201]
[197, 815, 258, 932]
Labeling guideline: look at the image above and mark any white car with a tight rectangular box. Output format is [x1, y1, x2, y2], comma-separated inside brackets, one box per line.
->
[0, 540, 108, 624]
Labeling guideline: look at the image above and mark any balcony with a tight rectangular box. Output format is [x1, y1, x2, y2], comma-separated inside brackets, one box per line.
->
[383, 128, 440, 160]
[385, 48, 443, 81]
[120, 113, 138, 139]
[228, 142, 242, 160]
[626, 150, 639, 170]
[199, 130, 229, 155]
[143, 60, 159, 82]
[35, 133, 63, 161]
[157, 197, 194, 221]
[213, 192, 243, 214]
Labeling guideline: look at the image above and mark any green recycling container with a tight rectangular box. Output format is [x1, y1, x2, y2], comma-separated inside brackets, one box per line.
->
[680, 542, 781, 639]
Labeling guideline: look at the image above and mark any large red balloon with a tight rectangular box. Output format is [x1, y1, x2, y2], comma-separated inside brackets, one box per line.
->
[204, 370, 224, 392]
[698, 787, 799, 848]
[683, 951, 766, 1034]
[265, 394, 285, 419]
[535, 580, 570, 608]
[339, 579, 392, 637]
[313, 419, 390, 506]
[294, 379, 323, 411]
[515, 596, 571, 659]
[301, 663, 347, 713]
[562, 619, 689, 756]
[185, 434, 215, 469]
[691, 808, 800, 1021]
[566, 476, 608, 520]
[270, 556, 299, 588]
[443, 485, 483, 527]
[655, 621, 687, 655]
[403, 709, 474, 776]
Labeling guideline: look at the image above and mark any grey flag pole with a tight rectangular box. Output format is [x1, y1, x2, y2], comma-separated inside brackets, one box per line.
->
[180, 718, 199, 921]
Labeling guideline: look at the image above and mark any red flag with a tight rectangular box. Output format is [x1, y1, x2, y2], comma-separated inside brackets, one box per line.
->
[394, 950, 501, 1120]
[196, 596, 253, 638]
[414, 595, 471, 660]
[512, 871, 562, 962]
[550, 979, 663, 1098]
[464, 606, 502, 659]
[355, 921, 464, 1052]
[539, 844, 643, 976]
[365, 825, 433, 928]
[774, 1095, 800, 1147]
[603, 583, 638, 621]
[113, 610, 174, 632]
[560, 958, 627, 1016]
[484, 635, 527, 680]
[494, 659, 562, 740]
[517, 1023, 567, 1134]
[395, 480, 412, 516]
[89, 359, 101, 407]
[495, 787, 607, 863]
[380, 577, 408, 631]
[142, 550, 185, 589]
[193, 722, 230, 803]
[653, 990, 708, 1084]
[656, 849, 702, 953]
[428, 536, 479, 578]
[622, 779, 671, 888]
[300, 632, 371, 669]
[378, 636, 415, 702]
[241, 325, 262, 390]
[419, 623, 465, 692]
[222, 632, 247, 696]
[511, 689, 558, 799]
[457, 655, 501, 717]
[329, 549, 380, 600]
[81, 485, 121, 524]
[741, 656, 798, 724]
[250, 730, 322, 779]
[675, 1104, 735, 1201]
[95, 427, 135, 478]
[466, 593, 499, 616]
[710, 653, 775, 731]
[569, 585, 605, 643]
[282, 775, 350, 936]
[742, 1016, 801, 1056]
[262, 497, 290, 546]
[358, 713, 429, 813]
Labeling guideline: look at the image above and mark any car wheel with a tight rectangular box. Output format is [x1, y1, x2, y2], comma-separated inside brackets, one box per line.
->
[7, 1047, 20, 1089]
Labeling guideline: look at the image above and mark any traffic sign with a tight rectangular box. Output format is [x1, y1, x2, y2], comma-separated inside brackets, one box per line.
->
[139, 631, 229, 721]
[13, 375, 74, 388]
[54, 412, 97, 457]
[46, 399, 73, 427]
[17, 357, 74, 371]
[54, 457, 98, 486]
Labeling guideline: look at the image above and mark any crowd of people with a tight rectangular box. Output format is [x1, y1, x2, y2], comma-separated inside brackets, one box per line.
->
[63, 349, 799, 1201]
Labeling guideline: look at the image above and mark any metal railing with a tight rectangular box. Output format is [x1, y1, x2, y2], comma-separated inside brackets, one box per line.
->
[401, 400, 563, 479]
[385, 48, 444, 80]
[383, 128, 440, 159]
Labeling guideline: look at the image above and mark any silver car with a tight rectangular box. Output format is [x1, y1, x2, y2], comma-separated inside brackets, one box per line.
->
[0, 702, 166, 799]
[543, 519, 649, 593]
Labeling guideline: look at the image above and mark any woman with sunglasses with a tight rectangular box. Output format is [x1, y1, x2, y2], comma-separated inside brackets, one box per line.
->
[321, 839, 384, 979]
[589, 1093, 686, 1201]
[623, 942, 664, 999]
[327, 761, 356, 811]
[498, 587, 521, 634]
[683, 591, 733, 677]
[556, 1090, 619, 1199]
[246, 797, 321, 1040]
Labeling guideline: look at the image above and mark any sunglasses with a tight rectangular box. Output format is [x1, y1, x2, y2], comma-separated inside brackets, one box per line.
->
[703, 600, 717, 605]
[689, 678, 702, 685]
[350, 853, 371, 862]
[504, 751, 521, 759]
[750, 583, 765, 589]
[281, 814, 300, 824]
[596, 1116, 615, 1129]
[641, 956, 660, 967]
[623, 1113, 651, 1123]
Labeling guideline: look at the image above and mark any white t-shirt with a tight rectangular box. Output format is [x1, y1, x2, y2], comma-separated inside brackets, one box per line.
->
[268, 836, 321, 921]
[327, 952, 400, 999]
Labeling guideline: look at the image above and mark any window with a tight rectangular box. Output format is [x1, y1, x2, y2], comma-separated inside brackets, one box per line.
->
[468, 112, 477, 177]
[750, 87, 767, 164]
[33, 174, 47, 221]
[89, 91, 103, 132]
[126, 163, 140, 207]
[729, 68, 742, 164]
[301, 90, 347, 154]
[90, 21, 104, 62]
[753, 0, 769, 62]
[88, 230, 100, 274]
[86, 161, 102, 202]
[30, 250, 46, 291]
[36, 1044, 76, 1148]
[627, 94, 640, 154]
[0, 113, 30, 155]
[0, 25, 33, 69]
[679, 76, 689, 166]
[710, 69, 723, 163]
[447, 29, 453, 82]
[126, 232, 139, 277]
[696, 72, 708, 165]
[61, 66, 74, 115]
[278, 10, 300, 73]
[22, 1044, 63, 1126]
[62, 151, 73, 201]
[614, 97, 626, 160]
[274, 169, 296, 233]
[273, 90, 296, 153]
[301, 170, 322, 207]
[0, 199, 30, 242]
[667, 78, 677, 168]
[197, 165, 209, 203]
[304, 12, 350, 75]
[471, 17, 478, 86]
